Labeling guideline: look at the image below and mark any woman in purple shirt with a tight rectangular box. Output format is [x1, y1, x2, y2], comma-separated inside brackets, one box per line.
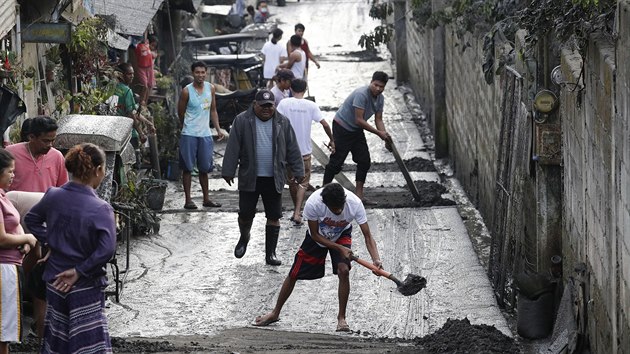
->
[25, 143, 116, 354]
[0, 149, 38, 354]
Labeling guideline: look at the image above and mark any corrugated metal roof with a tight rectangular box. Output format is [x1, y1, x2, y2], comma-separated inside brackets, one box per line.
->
[0, 0, 17, 39]
[93, 0, 165, 36]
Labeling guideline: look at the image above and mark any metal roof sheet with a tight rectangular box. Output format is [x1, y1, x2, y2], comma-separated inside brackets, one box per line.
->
[0, 0, 17, 39]
[93, 0, 165, 36]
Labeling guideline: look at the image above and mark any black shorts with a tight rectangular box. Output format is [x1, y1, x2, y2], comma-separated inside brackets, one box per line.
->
[238, 177, 283, 220]
[288, 227, 352, 280]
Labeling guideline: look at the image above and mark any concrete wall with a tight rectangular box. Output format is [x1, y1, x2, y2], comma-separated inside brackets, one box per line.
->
[444, 30, 502, 218]
[396, 0, 630, 351]
[403, 2, 501, 220]
[615, 3, 630, 351]
[559, 1, 630, 352]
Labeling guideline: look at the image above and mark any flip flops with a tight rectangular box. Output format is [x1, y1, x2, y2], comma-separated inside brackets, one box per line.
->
[184, 201, 198, 210]
[202, 200, 222, 208]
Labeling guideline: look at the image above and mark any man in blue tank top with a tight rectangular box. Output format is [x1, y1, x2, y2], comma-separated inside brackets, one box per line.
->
[177, 61, 225, 210]
[323, 71, 391, 206]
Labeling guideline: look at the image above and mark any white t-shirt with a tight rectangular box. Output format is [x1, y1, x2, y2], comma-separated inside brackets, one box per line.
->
[271, 85, 290, 106]
[276, 97, 323, 155]
[261, 41, 287, 79]
[303, 187, 367, 245]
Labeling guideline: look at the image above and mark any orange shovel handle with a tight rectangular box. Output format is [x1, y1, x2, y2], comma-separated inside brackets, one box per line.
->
[351, 255, 392, 278]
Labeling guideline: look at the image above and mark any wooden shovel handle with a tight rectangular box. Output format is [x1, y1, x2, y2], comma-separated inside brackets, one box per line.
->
[351, 255, 392, 278]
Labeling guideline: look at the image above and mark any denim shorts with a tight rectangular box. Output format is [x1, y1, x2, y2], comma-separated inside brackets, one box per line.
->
[179, 135, 214, 173]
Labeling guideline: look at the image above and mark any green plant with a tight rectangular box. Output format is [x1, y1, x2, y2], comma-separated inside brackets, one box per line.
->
[361, 0, 616, 84]
[155, 75, 174, 91]
[69, 17, 109, 85]
[358, 1, 394, 51]
[68, 74, 117, 114]
[44, 46, 61, 69]
[148, 102, 179, 160]
[113, 170, 161, 236]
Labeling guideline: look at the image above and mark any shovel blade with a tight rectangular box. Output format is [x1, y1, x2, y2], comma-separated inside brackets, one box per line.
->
[397, 274, 427, 296]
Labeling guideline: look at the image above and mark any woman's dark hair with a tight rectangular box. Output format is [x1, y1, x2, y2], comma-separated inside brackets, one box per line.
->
[371, 71, 389, 84]
[191, 61, 207, 72]
[117, 62, 133, 74]
[0, 149, 15, 173]
[28, 116, 58, 138]
[65, 143, 105, 181]
[20, 119, 32, 142]
[321, 183, 346, 208]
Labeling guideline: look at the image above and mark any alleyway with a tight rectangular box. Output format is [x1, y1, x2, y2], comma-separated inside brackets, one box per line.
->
[95, 0, 511, 352]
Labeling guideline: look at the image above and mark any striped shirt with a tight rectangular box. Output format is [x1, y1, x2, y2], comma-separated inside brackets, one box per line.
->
[255, 118, 274, 177]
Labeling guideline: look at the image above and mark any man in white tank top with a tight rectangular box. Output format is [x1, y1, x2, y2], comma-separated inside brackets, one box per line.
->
[278, 35, 306, 79]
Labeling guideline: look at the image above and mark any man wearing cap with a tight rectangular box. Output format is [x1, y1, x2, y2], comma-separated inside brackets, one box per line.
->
[270, 69, 294, 106]
[223, 88, 304, 266]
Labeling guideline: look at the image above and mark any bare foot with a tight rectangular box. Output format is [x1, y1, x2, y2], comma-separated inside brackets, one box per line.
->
[253, 312, 280, 326]
[336, 318, 350, 332]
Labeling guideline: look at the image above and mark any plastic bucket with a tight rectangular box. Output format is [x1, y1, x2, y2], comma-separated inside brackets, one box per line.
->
[142, 179, 168, 211]
[166, 160, 180, 181]
[516, 291, 555, 339]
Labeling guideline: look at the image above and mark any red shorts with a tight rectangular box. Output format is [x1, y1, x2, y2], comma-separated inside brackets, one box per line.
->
[136, 66, 155, 88]
[288, 227, 352, 280]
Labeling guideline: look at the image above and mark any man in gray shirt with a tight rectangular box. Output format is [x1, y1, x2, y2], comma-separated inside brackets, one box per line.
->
[222, 89, 304, 265]
[323, 71, 391, 206]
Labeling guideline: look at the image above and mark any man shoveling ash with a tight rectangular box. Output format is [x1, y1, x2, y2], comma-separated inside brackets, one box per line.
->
[253, 183, 383, 332]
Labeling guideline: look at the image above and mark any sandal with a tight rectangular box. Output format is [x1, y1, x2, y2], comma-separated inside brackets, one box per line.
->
[184, 201, 198, 210]
[202, 200, 222, 208]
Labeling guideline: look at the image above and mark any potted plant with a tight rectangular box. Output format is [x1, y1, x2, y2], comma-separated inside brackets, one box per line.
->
[112, 170, 161, 235]
[148, 102, 180, 180]
[155, 75, 174, 95]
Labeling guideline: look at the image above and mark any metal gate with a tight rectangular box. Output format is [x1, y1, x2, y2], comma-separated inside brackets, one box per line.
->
[488, 66, 532, 309]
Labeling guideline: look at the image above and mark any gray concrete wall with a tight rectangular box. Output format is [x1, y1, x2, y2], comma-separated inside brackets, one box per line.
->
[396, 0, 630, 351]
[559, 1, 630, 351]
[615, 3, 630, 351]
[444, 30, 502, 219]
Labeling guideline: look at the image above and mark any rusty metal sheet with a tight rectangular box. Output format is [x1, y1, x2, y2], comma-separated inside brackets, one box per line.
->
[535, 124, 562, 165]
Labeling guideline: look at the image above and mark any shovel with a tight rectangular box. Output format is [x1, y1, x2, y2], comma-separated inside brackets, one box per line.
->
[351, 255, 426, 296]
[388, 139, 422, 202]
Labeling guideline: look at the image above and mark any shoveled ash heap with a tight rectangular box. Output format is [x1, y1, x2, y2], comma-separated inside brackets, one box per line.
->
[415, 317, 521, 353]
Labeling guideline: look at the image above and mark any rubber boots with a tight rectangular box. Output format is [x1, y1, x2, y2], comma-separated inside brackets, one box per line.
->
[234, 218, 252, 258]
[265, 225, 282, 266]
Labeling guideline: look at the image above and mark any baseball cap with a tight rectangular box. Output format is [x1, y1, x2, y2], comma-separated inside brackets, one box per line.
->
[255, 89, 275, 105]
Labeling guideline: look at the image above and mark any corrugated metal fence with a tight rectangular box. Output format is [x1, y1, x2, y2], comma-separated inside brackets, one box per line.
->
[0, 0, 17, 40]
[488, 66, 532, 309]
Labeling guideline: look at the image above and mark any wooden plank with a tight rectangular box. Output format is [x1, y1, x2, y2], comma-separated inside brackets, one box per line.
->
[310, 139, 355, 191]
[389, 140, 422, 202]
